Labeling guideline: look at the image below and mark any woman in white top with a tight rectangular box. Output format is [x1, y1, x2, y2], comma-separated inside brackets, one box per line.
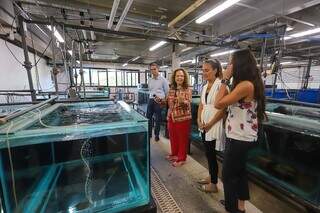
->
[215, 49, 266, 213]
[197, 60, 227, 193]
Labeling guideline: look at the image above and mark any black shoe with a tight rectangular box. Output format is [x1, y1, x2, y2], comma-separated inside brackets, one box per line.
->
[155, 136, 160, 142]
[219, 200, 232, 212]
[219, 200, 226, 207]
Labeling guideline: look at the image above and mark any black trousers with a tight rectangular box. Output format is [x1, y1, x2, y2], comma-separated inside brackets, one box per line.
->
[201, 132, 218, 184]
[146, 99, 162, 138]
[222, 138, 257, 213]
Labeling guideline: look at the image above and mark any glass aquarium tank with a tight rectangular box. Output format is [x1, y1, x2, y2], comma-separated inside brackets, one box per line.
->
[190, 96, 201, 143]
[137, 90, 150, 115]
[0, 104, 31, 118]
[0, 101, 151, 213]
[248, 102, 320, 209]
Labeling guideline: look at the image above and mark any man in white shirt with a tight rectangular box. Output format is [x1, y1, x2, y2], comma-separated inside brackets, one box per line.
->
[147, 63, 169, 141]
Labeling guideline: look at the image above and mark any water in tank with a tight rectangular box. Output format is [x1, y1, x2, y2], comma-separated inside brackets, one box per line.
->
[248, 103, 320, 207]
[0, 101, 149, 213]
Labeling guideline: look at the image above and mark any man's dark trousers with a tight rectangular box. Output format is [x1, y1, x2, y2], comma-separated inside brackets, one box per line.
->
[146, 99, 162, 139]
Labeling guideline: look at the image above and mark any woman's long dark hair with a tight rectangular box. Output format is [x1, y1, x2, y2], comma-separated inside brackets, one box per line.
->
[231, 49, 266, 122]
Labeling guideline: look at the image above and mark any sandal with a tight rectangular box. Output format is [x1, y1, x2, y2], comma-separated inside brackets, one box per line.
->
[197, 177, 210, 184]
[165, 155, 177, 162]
[172, 161, 185, 167]
[198, 184, 218, 193]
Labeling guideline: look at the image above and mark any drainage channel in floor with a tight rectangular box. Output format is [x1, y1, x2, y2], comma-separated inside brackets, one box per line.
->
[151, 167, 183, 213]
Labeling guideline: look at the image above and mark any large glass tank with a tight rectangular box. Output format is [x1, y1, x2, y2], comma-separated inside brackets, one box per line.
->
[248, 102, 320, 209]
[190, 96, 201, 143]
[0, 101, 150, 213]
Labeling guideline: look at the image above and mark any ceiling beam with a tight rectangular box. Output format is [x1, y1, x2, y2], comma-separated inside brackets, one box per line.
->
[115, 0, 134, 31]
[108, 0, 120, 29]
[25, 18, 216, 46]
[168, 0, 206, 28]
[236, 3, 316, 27]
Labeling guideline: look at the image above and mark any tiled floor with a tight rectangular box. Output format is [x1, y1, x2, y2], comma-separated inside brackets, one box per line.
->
[150, 136, 306, 213]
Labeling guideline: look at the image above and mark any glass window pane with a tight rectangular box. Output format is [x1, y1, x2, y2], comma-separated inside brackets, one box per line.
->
[132, 73, 137, 86]
[117, 72, 124, 86]
[127, 73, 132, 86]
[83, 69, 90, 85]
[91, 69, 99, 86]
[98, 71, 107, 86]
[108, 72, 116, 86]
[75, 69, 90, 86]
[190, 75, 195, 86]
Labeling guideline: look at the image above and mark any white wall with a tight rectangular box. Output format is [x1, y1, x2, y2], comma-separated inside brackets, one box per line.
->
[0, 38, 54, 91]
[265, 66, 320, 89]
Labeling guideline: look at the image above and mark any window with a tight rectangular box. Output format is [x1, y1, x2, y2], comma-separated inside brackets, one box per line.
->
[117, 71, 124, 86]
[190, 75, 195, 86]
[91, 69, 99, 86]
[98, 71, 107, 86]
[74, 68, 91, 85]
[108, 71, 116, 86]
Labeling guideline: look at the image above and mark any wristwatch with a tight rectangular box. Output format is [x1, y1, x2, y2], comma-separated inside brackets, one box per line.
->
[221, 79, 230, 85]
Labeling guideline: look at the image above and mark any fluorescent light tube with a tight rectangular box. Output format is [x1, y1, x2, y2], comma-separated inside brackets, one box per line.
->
[210, 50, 235, 57]
[180, 59, 195, 64]
[122, 63, 128, 67]
[286, 26, 294, 32]
[160, 65, 168, 68]
[47, 25, 65, 43]
[132, 56, 140, 61]
[285, 28, 320, 40]
[68, 50, 72, 55]
[280, 62, 292, 65]
[196, 0, 241, 24]
[149, 41, 167, 51]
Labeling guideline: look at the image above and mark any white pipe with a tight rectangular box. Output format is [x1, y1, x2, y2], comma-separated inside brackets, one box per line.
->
[115, 0, 134, 31]
[108, 0, 121, 29]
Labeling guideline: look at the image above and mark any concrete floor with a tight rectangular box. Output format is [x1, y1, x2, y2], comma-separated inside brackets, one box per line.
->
[150, 135, 306, 213]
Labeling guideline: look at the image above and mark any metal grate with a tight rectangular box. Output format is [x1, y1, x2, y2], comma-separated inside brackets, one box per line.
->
[151, 167, 183, 213]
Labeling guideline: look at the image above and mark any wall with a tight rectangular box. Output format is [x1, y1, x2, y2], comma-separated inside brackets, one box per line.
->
[0, 38, 54, 91]
[265, 66, 320, 89]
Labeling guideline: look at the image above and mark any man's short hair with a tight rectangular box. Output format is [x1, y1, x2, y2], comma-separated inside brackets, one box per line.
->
[149, 62, 159, 69]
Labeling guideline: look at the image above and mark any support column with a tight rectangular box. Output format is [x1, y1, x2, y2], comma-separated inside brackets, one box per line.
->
[50, 18, 59, 94]
[18, 15, 36, 101]
[302, 58, 312, 89]
[79, 42, 86, 97]
[171, 43, 180, 71]
[260, 38, 267, 84]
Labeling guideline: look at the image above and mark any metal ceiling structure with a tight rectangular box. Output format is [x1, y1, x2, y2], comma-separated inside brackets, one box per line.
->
[1, 0, 320, 66]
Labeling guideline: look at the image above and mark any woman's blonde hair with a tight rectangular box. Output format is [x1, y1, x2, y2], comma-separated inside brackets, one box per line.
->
[170, 68, 190, 89]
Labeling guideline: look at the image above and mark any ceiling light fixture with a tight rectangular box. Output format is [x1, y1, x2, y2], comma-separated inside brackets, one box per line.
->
[281, 61, 292, 65]
[180, 59, 195, 64]
[47, 25, 65, 43]
[210, 50, 235, 57]
[160, 65, 168, 68]
[285, 27, 320, 40]
[122, 63, 128, 67]
[196, 0, 242, 24]
[149, 41, 167, 51]
[132, 56, 140, 61]
[68, 50, 72, 55]
[286, 26, 294, 32]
